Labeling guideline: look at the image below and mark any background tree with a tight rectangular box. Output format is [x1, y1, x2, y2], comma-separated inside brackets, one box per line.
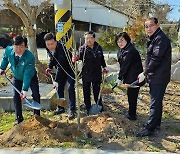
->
[38, 5, 54, 32]
[178, 19, 180, 48]
[151, 3, 172, 24]
[1, 0, 51, 63]
[98, 27, 121, 51]
[125, 18, 146, 56]
[95, 0, 178, 51]
[122, 0, 153, 18]
[97, 0, 153, 52]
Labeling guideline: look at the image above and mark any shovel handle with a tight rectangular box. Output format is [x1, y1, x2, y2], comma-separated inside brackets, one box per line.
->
[3, 75, 22, 95]
[112, 83, 118, 90]
[49, 73, 59, 97]
[96, 73, 107, 105]
[49, 73, 54, 82]
[3, 74, 42, 110]
[130, 80, 138, 86]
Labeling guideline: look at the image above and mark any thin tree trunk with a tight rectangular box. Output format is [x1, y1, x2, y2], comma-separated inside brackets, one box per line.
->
[27, 35, 39, 63]
[75, 62, 80, 130]
[178, 30, 180, 52]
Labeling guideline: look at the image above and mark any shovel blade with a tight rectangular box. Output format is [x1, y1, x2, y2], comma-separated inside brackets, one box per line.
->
[24, 99, 42, 110]
[88, 104, 102, 115]
[113, 84, 139, 89]
[129, 85, 139, 88]
[125, 84, 139, 88]
[53, 98, 67, 107]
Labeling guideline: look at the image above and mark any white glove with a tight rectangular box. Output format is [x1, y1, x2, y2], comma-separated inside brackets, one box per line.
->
[116, 79, 122, 86]
[53, 81, 58, 89]
[20, 90, 27, 100]
[137, 72, 145, 83]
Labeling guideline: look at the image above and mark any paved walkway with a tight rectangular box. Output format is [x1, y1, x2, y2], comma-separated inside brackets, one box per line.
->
[0, 148, 173, 154]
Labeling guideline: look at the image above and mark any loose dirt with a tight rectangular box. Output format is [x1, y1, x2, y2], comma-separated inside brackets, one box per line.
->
[0, 113, 137, 148]
[0, 62, 179, 152]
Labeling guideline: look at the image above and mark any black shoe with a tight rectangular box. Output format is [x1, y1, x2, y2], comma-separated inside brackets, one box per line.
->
[155, 125, 161, 130]
[54, 107, 65, 115]
[68, 110, 75, 120]
[87, 110, 89, 116]
[14, 119, 23, 126]
[125, 114, 137, 121]
[143, 124, 160, 130]
[34, 110, 40, 116]
[136, 129, 154, 137]
[100, 105, 104, 112]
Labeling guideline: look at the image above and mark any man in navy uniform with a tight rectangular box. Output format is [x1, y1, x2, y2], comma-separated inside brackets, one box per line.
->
[136, 17, 172, 137]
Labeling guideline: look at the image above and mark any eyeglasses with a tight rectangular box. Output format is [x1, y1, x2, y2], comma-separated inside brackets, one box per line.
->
[145, 24, 156, 29]
[85, 36, 94, 41]
[117, 39, 125, 44]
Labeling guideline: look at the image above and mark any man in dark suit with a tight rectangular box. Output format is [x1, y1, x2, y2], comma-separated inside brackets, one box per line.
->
[44, 33, 76, 120]
[136, 17, 172, 137]
[72, 31, 108, 115]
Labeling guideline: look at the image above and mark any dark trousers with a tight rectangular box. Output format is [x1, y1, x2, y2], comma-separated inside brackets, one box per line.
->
[57, 73, 76, 111]
[145, 84, 168, 131]
[82, 81, 102, 112]
[127, 87, 140, 117]
[13, 75, 40, 122]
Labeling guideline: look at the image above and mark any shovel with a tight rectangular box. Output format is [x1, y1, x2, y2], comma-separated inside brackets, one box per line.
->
[88, 73, 107, 115]
[49, 73, 67, 107]
[112, 80, 139, 90]
[3, 74, 42, 110]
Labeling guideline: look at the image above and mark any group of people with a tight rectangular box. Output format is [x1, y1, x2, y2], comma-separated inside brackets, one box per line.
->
[115, 17, 171, 137]
[44, 31, 108, 119]
[0, 17, 171, 137]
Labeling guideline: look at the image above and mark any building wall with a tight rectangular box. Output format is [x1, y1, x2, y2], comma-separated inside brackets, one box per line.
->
[72, 0, 133, 28]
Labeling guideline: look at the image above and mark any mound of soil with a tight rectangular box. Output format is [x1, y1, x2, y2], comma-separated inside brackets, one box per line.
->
[0, 113, 136, 147]
[0, 115, 79, 147]
[82, 113, 136, 139]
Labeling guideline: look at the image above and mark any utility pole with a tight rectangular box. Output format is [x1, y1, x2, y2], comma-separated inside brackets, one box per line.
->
[54, 0, 72, 50]
[54, 0, 73, 110]
[54, 1, 81, 130]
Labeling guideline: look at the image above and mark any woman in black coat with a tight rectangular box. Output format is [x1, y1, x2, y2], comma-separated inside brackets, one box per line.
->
[116, 32, 144, 120]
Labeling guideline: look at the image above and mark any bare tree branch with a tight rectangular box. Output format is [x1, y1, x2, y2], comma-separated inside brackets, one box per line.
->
[1, 0, 53, 62]
[2, 0, 30, 28]
[18, 0, 31, 18]
[36, 0, 51, 18]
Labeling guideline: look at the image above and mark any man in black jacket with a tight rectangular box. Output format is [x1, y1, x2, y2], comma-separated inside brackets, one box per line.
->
[72, 31, 108, 115]
[136, 17, 172, 137]
[44, 33, 76, 120]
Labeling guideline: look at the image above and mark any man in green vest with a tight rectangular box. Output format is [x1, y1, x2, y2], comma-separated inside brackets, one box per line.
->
[0, 36, 40, 125]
